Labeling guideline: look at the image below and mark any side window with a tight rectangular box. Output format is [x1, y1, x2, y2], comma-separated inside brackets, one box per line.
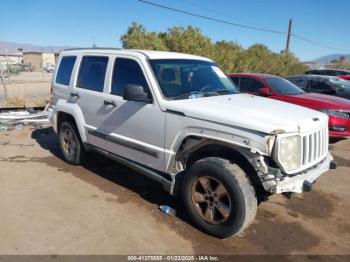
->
[77, 56, 108, 92]
[309, 80, 332, 90]
[239, 77, 264, 93]
[55, 56, 76, 86]
[111, 58, 149, 97]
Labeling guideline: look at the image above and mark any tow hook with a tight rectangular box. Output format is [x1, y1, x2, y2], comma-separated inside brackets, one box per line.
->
[282, 192, 294, 199]
[330, 160, 337, 170]
[302, 181, 314, 192]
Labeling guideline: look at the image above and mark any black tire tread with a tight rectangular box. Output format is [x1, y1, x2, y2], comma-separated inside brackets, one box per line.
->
[58, 120, 85, 165]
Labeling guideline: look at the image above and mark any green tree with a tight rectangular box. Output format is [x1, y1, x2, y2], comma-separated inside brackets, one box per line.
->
[120, 22, 167, 51]
[212, 41, 243, 73]
[164, 26, 213, 57]
[120, 22, 307, 76]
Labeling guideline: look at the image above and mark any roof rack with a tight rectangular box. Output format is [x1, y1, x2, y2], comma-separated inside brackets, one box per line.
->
[62, 47, 124, 51]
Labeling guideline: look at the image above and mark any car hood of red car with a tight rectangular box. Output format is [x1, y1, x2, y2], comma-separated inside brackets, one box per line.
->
[291, 93, 350, 110]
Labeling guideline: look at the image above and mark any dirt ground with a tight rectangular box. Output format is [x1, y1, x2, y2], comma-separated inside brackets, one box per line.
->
[0, 126, 349, 255]
[0, 72, 51, 108]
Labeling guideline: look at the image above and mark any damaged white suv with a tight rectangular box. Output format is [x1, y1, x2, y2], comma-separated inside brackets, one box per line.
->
[51, 48, 335, 238]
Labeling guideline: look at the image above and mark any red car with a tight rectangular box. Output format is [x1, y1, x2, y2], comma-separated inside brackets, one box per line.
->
[338, 75, 350, 81]
[228, 73, 350, 138]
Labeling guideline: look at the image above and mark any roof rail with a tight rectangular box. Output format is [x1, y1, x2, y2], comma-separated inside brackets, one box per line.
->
[62, 47, 124, 51]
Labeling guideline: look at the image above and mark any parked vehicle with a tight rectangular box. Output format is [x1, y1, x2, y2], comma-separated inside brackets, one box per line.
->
[44, 63, 55, 73]
[229, 73, 350, 138]
[305, 69, 350, 81]
[286, 75, 350, 100]
[51, 49, 334, 238]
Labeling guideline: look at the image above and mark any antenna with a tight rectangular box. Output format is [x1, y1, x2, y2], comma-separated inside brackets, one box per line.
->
[92, 37, 97, 48]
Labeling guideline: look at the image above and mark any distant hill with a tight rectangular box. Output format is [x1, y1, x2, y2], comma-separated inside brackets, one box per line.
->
[0, 40, 72, 53]
[311, 53, 350, 65]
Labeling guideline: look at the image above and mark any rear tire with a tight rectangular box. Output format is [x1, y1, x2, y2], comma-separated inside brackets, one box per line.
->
[58, 121, 85, 165]
[182, 157, 257, 238]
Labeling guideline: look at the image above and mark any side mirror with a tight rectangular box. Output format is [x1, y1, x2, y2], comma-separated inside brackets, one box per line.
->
[123, 84, 152, 103]
[259, 87, 272, 95]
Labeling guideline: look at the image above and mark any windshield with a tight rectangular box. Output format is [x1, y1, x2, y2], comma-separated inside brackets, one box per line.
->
[266, 77, 305, 95]
[149, 59, 238, 100]
[328, 77, 350, 91]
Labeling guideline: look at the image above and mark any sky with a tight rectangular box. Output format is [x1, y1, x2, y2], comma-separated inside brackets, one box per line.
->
[1, 0, 349, 61]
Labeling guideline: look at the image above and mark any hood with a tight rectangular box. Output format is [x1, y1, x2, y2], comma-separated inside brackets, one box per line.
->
[164, 94, 327, 134]
[294, 93, 350, 110]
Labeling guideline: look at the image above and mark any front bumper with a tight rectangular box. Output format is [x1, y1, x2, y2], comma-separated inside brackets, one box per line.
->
[263, 153, 334, 194]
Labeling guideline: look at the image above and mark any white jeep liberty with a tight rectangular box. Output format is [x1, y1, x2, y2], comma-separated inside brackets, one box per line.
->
[51, 48, 335, 238]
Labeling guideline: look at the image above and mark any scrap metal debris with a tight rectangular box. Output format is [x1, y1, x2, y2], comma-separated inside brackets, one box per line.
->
[0, 103, 53, 132]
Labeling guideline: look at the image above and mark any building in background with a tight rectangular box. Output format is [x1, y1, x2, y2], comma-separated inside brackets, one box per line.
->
[23, 52, 56, 71]
[0, 52, 23, 70]
[302, 61, 319, 70]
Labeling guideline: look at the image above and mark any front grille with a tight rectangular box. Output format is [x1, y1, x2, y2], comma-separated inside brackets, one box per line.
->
[301, 126, 328, 168]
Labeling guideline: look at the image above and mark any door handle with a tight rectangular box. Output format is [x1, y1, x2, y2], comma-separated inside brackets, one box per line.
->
[104, 99, 117, 106]
[70, 92, 79, 98]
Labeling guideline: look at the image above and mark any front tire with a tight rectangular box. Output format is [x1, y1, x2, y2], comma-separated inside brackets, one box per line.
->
[58, 121, 85, 165]
[182, 157, 257, 238]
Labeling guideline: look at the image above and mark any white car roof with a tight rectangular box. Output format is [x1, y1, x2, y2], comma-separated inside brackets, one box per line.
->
[60, 48, 212, 62]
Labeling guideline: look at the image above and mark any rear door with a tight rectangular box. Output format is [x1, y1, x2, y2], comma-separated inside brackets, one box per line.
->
[73, 55, 111, 147]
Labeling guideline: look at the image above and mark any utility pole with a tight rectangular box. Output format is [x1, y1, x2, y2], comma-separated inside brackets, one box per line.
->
[0, 63, 9, 100]
[5, 48, 10, 81]
[285, 19, 292, 53]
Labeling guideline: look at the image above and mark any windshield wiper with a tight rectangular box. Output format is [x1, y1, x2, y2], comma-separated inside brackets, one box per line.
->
[214, 89, 236, 94]
[171, 91, 203, 100]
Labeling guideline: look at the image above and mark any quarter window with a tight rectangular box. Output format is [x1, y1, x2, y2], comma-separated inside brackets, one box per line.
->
[77, 56, 108, 92]
[55, 56, 76, 86]
[111, 58, 149, 97]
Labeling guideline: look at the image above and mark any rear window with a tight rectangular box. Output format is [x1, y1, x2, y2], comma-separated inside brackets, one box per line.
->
[77, 56, 108, 92]
[55, 56, 76, 86]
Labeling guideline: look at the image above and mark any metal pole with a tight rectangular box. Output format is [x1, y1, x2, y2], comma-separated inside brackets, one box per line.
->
[0, 63, 9, 100]
[285, 19, 292, 53]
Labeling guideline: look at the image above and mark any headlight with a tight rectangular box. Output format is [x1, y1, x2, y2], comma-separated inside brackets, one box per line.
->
[319, 109, 350, 119]
[278, 135, 302, 172]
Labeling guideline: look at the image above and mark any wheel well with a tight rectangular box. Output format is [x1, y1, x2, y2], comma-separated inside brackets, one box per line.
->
[184, 143, 267, 202]
[56, 111, 87, 149]
[57, 111, 76, 128]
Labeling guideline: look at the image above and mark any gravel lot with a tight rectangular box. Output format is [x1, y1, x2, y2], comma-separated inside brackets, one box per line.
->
[0, 126, 349, 255]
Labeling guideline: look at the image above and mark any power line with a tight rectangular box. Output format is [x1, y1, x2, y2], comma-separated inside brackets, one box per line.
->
[137, 0, 348, 52]
[136, 0, 286, 35]
[292, 33, 346, 52]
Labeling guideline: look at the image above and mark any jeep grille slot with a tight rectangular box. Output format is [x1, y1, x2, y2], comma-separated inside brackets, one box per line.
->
[301, 126, 328, 167]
